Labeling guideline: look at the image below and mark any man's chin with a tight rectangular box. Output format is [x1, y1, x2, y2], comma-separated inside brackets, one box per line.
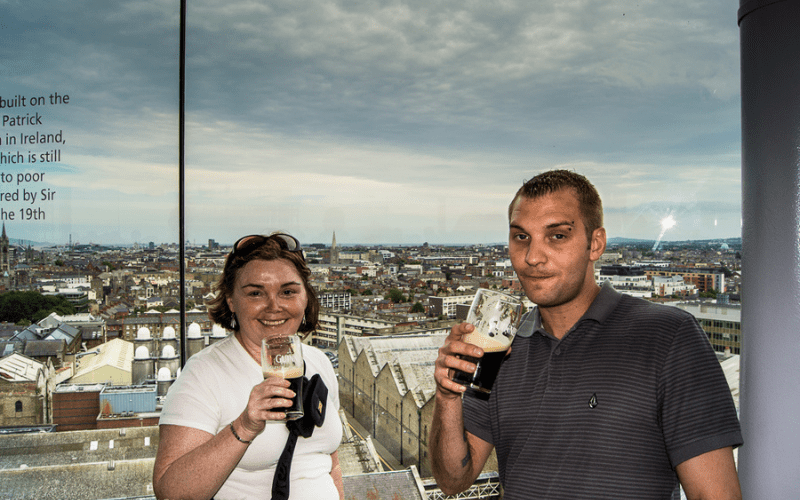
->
[521, 283, 549, 302]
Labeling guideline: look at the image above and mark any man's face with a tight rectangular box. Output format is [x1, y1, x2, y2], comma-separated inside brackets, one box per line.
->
[508, 188, 605, 309]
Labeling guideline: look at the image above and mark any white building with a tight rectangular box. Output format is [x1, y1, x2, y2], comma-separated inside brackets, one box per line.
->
[653, 275, 697, 296]
[428, 294, 475, 319]
[320, 292, 352, 312]
[315, 313, 397, 349]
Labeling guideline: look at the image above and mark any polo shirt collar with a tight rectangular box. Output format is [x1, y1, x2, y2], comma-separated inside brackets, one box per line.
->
[515, 282, 622, 338]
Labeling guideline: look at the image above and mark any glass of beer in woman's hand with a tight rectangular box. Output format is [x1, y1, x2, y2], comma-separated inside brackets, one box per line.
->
[453, 289, 523, 397]
[261, 335, 305, 420]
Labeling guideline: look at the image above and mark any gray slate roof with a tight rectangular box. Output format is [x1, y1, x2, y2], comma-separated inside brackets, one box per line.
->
[23, 340, 66, 358]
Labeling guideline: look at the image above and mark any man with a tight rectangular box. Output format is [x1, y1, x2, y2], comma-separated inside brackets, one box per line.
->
[430, 170, 742, 499]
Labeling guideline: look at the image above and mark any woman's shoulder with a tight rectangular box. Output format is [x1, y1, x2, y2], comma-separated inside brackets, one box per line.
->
[185, 334, 233, 360]
[181, 334, 252, 377]
[303, 344, 332, 369]
[302, 343, 325, 358]
[302, 344, 336, 384]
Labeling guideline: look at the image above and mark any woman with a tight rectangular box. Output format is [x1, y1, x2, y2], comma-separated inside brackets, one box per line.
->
[153, 233, 344, 500]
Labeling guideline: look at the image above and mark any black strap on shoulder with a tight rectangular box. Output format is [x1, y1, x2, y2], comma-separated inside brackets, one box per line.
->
[270, 373, 328, 500]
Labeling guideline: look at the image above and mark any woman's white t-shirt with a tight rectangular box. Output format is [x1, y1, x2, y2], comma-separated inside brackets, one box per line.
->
[159, 335, 343, 500]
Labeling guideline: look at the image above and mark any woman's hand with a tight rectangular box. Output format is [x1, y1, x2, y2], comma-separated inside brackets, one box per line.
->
[434, 322, 485, 400]
[236, 377, 296, 440]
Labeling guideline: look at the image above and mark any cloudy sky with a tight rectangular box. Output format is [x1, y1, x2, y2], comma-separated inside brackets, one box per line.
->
[0, 0, 742, 246]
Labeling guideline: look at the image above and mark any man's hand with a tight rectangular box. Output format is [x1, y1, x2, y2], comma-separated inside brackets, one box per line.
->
[430, 322, 495, 495]
[434, 322, 485, 398]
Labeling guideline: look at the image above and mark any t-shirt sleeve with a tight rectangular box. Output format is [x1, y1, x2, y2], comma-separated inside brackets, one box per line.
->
[462, 391, 493, 444]
[159, 355, 222, 435]
[659, 314, 743, 467]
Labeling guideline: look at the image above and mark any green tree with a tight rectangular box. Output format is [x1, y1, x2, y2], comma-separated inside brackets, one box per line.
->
[410, 302, 425, 313]
[0, 291, 77, 324]
[385, 288, 407, 303]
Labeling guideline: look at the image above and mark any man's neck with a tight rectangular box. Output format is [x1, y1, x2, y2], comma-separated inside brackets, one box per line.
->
[539, 283, 601, 340]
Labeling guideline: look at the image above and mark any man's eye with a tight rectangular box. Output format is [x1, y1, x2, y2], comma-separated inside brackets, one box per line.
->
[513, 233, 529, 241]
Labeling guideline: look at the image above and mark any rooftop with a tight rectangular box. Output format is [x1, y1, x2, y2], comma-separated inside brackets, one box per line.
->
[344, 333, 446, 406]
[0, 353, 45, 382]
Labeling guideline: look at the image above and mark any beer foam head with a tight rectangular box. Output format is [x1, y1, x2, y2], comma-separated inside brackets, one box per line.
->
[264, 365, 304, 379]
[462, 331, 510, 352]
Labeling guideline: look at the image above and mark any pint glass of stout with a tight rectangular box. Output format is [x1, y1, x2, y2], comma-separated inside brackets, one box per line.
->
[261, 335, 304, 421]
[453, 289, 522, 396]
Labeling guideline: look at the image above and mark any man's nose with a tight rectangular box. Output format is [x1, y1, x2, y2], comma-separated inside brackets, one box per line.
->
[525, 241, 547, 266]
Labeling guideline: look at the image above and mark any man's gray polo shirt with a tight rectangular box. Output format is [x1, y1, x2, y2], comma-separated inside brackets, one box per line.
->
[462, 283, 742, 500]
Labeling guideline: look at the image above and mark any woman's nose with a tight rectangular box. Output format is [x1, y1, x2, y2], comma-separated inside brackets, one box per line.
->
[263, 293, 280, 310]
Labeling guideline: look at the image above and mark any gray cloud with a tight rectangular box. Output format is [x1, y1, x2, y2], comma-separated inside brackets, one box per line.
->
[1, 0, 742, 244]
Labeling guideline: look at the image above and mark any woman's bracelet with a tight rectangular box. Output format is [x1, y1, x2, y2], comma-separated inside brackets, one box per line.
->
[229, 422, 252, 444]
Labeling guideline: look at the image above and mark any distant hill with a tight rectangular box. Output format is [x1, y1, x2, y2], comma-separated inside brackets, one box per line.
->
[7, 237, 743, 248]
[607, 237, 742, 246]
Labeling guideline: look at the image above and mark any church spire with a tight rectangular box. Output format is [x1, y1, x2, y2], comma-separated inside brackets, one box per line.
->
[0, 222, 9, 275]
[330, 231, 339, 265]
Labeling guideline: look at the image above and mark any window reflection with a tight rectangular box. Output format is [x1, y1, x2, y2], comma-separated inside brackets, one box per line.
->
[0, 0, 741, 498]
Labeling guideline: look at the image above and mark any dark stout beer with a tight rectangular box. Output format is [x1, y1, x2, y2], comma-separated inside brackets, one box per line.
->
[453, 348, 507, 396]
[262, 336, 305, 421]
[453, 289, 522, 397]
[264, 365, 305, 421]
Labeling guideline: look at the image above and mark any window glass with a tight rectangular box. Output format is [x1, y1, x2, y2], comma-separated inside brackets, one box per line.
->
[186, 0, 741, 477]
[1, 2, 178, 246]
[0, 0, 178, 435]
[0, 0, 742, 493]
[185, 1, 740, 246]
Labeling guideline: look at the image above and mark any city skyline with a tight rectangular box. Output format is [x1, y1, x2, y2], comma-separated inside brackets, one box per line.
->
[2, 0, 742, 246]
[7, 233, 742, 250]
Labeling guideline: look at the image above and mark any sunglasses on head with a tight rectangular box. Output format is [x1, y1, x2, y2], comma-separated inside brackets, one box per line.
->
[231, 233, 304, 261]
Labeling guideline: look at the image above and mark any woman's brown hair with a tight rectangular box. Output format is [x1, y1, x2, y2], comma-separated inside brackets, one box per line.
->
[207, 235, 319, 335]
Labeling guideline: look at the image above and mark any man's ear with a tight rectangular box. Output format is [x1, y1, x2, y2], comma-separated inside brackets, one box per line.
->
[589, 227, 606, 262]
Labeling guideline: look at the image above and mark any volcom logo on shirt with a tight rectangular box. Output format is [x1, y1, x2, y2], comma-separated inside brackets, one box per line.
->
[588, 393, 598, 409]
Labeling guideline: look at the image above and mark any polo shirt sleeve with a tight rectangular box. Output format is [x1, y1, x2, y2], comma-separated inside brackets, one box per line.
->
[658, 314, 742, 468]
[462, 391, 493, 444]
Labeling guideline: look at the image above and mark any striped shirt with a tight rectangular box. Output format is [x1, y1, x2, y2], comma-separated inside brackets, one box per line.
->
[463, 283, 742, 500]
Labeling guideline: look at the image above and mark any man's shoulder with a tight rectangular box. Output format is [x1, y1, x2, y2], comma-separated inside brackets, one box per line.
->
[611, 294, 696, 327]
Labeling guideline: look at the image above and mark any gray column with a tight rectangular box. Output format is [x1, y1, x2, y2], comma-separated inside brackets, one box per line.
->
[738, 0, 800, 497]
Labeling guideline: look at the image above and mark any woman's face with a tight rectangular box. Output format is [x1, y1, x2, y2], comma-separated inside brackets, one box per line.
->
[226, 258, 308, 344]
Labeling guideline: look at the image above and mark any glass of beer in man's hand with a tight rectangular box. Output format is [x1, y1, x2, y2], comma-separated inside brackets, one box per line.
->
[261, 335, 305, 421]
[453, 289, 522, 397]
